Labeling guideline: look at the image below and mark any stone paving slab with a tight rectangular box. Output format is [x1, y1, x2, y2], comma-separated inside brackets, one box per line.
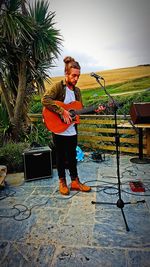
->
[0, 154, 150, 266]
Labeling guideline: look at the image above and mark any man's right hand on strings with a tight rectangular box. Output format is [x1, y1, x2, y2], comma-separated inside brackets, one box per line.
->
[62, 109, 72, 124]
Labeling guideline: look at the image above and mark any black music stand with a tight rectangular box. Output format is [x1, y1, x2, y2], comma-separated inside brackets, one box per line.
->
[90, 76, 145, 231]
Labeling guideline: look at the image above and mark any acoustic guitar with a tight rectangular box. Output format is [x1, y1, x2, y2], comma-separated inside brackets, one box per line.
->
[42, 100, 100, 133]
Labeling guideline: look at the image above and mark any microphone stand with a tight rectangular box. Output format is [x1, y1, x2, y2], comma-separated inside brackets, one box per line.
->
[91, 77, 145, 231]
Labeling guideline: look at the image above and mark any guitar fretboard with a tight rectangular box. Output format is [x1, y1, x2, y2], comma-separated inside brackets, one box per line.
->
[75, 105, 96, 115]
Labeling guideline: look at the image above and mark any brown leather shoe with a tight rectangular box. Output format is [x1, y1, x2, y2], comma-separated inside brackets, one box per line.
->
[59, 178, 69, 195]
[70, 177, 91, 192]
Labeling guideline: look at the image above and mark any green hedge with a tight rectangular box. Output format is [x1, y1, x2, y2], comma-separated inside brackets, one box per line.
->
[0, 142, 29, 173]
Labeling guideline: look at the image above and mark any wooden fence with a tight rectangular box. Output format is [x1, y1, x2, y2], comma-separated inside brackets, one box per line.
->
[29, 113, 150, 156]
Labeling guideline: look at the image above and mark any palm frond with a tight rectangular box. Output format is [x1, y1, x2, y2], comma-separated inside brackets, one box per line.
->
[29, 0, 50, 24]
[28, 0, 63, 60]
[5, 0, 22, 12]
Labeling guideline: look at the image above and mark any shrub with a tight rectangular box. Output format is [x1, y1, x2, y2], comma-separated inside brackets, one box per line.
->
[29, 101, 43, 113]
[0, 142, 30, 173]
[29, 94, 43, 113]
[24, 123, 52, 146]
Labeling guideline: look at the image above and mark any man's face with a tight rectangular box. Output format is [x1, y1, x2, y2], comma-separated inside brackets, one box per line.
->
[65, 68, 80, 88]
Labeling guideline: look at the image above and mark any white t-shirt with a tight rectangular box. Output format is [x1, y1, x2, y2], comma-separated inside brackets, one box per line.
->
[57, 87, 77, 136]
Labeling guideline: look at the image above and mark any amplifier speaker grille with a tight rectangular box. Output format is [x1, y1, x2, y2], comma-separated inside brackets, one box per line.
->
[23, 146, 52, 181]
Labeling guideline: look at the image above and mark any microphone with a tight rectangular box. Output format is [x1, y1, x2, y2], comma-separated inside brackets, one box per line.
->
[90, 72, 104, 80]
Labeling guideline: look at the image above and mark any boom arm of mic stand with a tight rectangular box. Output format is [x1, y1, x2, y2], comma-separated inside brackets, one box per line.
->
[97, 78, 138, 133]
[96, 78, 119, 110]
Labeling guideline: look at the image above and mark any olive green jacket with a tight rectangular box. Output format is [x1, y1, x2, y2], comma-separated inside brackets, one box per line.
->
[41, 80, 83, 115]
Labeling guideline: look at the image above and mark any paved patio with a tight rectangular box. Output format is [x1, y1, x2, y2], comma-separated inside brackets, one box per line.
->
[0, 153, 150, 266]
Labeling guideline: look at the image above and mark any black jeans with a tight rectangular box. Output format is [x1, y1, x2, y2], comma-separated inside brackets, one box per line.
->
[52, 134, 78, 180]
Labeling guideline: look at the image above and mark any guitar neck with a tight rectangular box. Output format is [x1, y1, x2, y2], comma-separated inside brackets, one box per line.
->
[75, 105, 96, 115]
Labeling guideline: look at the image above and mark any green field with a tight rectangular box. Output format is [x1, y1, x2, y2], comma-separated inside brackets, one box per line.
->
[81, 76, 150, 105]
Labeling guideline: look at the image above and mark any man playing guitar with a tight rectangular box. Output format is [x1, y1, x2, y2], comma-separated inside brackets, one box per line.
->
[42, 56, 105, 195]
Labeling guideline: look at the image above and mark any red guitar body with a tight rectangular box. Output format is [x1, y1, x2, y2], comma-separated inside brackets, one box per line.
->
[42, 101, 83, 133]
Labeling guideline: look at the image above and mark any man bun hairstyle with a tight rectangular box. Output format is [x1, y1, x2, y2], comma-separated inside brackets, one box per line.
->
[64, 56, 81, 74]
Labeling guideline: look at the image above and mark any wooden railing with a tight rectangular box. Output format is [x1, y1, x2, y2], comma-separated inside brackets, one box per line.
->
[78, 115, 147, 155]
[28, 113, 150, 156]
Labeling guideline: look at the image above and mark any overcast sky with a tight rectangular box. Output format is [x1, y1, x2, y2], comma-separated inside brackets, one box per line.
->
[34, 0, 150, 76]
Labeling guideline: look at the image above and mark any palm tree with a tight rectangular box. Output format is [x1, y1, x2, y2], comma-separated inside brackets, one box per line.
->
[0, 0, 62, 141]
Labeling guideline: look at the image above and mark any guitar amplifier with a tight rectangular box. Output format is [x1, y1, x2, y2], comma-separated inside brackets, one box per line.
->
[23, 146, 52, 181]
[130, 103, 150, 124]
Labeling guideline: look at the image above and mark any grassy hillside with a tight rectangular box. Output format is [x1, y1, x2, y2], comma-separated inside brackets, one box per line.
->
[45, 65, 150, 90]
[30, 65, 150, 114]
[81, 76, 150, 109]
[81, 76, 150, 100]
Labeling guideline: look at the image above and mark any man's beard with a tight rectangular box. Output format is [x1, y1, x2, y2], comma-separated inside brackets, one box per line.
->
[67, 81, 76, 87]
